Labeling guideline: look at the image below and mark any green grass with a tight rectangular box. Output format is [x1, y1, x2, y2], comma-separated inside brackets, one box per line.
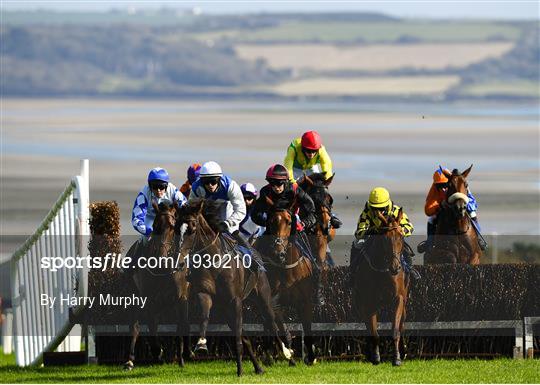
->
[194, 21, 522, 43]
[1, 351, 539, 383]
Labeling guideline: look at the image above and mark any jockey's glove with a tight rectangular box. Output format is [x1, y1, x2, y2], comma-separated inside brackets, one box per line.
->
[217, 221, 229, 233]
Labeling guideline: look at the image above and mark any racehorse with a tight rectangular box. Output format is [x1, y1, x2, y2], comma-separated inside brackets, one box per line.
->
[178, 198, 292, 375]
[350, 209, 409, 366]
[124, 201, 190, 370]
[298, 172, 337, 301]
[425, 165, 482, 265]
[255, 196, 317, 365]
[298, 172, 336, 266]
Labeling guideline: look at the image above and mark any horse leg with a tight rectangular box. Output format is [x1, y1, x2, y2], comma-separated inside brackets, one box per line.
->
[195, 292, 212, 355]
[255, 278, 293, 366]
[274, 304, 296, 366]
[399, 306, 407, 361]
[301, 300, 316, 365]
[175, 298, 189, 367]
[242, 335, 264, 375]
[226, 297, 245, 376]
[392, 295, 405, 366]
[148, 315, 163, 364]
[124, 320, 140, 371]
[367, 313, 380, 365]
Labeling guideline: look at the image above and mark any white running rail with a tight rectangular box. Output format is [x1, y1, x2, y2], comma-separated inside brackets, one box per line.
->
[10, 160, 90, 366]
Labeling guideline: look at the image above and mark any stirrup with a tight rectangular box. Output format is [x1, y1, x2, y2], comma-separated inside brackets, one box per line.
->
[417, 240, 428, 254]
[478, 238, 488, 251]
[409, 267, 421, 280]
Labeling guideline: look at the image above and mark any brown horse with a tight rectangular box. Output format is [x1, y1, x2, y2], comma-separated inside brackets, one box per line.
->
[124, 201, 190, 370]
[350, 209, 409, 366]
[255, 196, 317, 365]
[425, 165, 482, 265]
[178, 198, 292, 375]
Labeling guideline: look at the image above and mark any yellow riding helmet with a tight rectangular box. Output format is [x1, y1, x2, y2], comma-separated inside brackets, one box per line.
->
[368, 187, 391, 208]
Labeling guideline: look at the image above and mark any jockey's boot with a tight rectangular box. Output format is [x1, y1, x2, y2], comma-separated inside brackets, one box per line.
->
[417, 222, 436, 254]
[330, 213, 342, 229]
[470, 217, 488, 251]
[232, 230, 266, 272]
[403, 242, 421, 280]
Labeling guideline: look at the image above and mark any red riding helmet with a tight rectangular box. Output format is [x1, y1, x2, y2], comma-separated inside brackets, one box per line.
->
[301, 130, 322, 151]
[266, 164, 289, 181]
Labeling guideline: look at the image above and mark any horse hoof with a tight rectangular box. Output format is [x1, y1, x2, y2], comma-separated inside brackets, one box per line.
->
[304, 356, 316, 366]
[370, 355, 381, 365]
[288, 359, 296, 367]
[281, 343, 293, 360]
[393, 359, 402, 367]
[255, 367, 265, 375]
[261, 353, 274, 367]
[178, 358, 185, 367]
[123, 360, 134, 371]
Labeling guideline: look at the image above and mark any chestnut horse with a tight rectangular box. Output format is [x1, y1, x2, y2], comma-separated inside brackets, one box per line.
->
[425, 165, 482, 265]
[124, 201, 190, 370]
[178, 198, 292, 375]
[350, 209, 409, 366]
[255, 196, 317, 365]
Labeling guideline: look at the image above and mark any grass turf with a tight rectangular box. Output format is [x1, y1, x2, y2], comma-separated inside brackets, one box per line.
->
[1, 352, 539, 383]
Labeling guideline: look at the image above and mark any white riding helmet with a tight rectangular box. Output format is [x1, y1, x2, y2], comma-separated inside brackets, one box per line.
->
[200, 161, 223, 178]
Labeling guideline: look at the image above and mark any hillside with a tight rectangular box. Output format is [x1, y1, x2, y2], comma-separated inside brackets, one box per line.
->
[1, 11, 538, 100]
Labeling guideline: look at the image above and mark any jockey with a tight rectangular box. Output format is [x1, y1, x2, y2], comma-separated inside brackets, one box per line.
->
[251, 164, 327, 304]
[179, 163, 201, 197]
[129, 167, 187, 269]
[283, 130, 342, 229]
[352, 187, 418, 277]
[417, 167, 487, 253]
[239, 183, 265, 244]
[251, 164, 317, 234]
[189, 161, 264, 271]
[132, 167, 187, 238]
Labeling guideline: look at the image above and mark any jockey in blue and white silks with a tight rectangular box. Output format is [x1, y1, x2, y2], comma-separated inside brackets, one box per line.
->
[189, 161, 246, 233]
[189, 161, 265, 271]
[132, 167, 187, 238]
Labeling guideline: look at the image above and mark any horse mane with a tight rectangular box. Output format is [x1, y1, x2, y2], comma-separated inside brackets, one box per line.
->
[182, 198, 223, 229]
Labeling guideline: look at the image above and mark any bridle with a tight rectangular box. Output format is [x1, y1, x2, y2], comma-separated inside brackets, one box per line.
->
[361, 224, 403, 275]
[145, 210, 185, 277]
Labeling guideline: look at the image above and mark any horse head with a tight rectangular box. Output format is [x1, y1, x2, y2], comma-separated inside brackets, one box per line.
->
[371, 209, 404, 275]
[150, 200, 179, 262]
[300, 173, 334, 236]
[443, 165, 472, 219]
[265, 195, 294, 263]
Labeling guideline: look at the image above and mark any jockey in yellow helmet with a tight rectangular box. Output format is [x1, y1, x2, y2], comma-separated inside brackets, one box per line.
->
[352, 187, 419, 278]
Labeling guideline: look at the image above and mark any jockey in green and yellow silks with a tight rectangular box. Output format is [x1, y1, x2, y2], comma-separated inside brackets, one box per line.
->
[284, 130, 333, 183]
[283, 131, 342, 230]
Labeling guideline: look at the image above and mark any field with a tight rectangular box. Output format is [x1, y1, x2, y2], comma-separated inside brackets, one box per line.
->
[459, 80, 540, 98]
[1, 352, 539, 383]
[268, 76, 461, 96]
[193, 21, 523, 43]
[235, 43, 514, 72]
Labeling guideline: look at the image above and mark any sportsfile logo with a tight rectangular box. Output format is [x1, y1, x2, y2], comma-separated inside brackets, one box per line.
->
[39, 252, 252, 272]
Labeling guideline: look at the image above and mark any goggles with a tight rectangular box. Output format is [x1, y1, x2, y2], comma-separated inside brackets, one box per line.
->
[150, 182, 168, 191]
